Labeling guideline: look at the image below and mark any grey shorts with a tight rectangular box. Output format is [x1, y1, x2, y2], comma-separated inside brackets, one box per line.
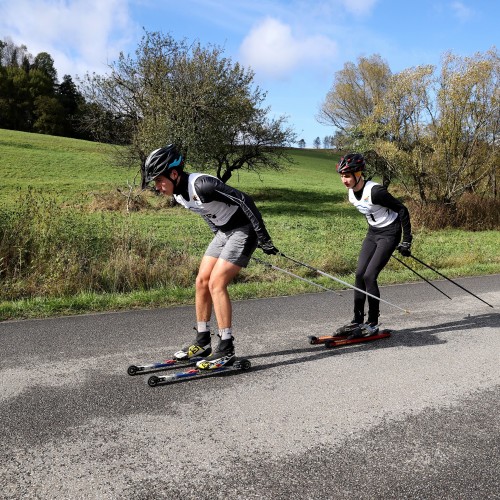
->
[204, 224, 258, 268]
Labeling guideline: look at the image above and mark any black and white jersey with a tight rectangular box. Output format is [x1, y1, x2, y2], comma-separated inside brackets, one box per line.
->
[349, 180, 412, 241]
[174, 173, 272, 244]
[349, 180, 398, 228]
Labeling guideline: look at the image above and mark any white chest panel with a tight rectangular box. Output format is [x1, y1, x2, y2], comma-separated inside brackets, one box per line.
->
[349, 181, 398, 227]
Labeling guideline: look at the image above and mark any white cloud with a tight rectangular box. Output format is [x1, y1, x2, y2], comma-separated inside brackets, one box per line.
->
[450, 1, 474, 21]
[341, 0, 378, 16]
[239, 17, 337, 79]
[0, 0, 135, 79]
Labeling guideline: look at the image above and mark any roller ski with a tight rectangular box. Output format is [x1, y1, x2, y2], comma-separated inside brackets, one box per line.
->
[308, 322, 391, 348]
[147, 357, 251, 386]
[147, 335, 251, 386]
[127, 357, 202, 376]
[127, 328, 212, 376]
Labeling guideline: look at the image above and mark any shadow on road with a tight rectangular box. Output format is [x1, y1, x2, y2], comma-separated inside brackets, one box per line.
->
[135, 313, 500, 386]
[243, 312, 500, 375]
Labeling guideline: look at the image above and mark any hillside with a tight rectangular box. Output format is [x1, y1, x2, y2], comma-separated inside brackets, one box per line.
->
[0, 129, 498, 320]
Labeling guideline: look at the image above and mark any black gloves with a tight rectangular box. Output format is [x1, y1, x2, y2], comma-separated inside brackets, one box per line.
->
[259, 241, 279, 255]
[397, 241, 412, 257]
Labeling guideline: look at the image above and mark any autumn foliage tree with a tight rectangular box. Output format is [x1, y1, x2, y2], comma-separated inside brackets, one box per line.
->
[318, 54, 392, 132]
[320, 48, 499, 205]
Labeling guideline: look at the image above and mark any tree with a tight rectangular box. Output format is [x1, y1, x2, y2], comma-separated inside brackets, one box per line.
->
[76, 100, 130, 144]
[79, 30, 296, 182]
[0, 65, 32, 130]
[359, 48, 499, 204]
[56, 75, 86, 137]
[0, 38, 87, 136]
[0, 40, 6, 66]
[32, 52, 58, 85]
[318, 54, 391, 132]
[313, 137, 321, 149]
[58, 75, 82, 115]
[297, 138, 306, 148]
[33, 95, 66, 135]
[331, 130, 347, 151]
[0, 37, 31, 68]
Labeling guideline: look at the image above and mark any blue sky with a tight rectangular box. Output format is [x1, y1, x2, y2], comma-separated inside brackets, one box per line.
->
[1, 0, 498, 146]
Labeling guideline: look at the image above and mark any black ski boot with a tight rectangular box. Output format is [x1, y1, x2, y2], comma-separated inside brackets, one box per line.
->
[174, 329, 212, 361]
[196, 336, 235, 370]
[347, 322, 379, 339]
[360, 322, 379, 336]
[336, 318, 363, 336]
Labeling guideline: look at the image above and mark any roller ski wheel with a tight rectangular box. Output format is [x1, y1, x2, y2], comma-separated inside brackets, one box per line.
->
[148, 375, 160, 387]
[127, 365, 139, 376]
[147, 357, 252, 387]
[233, 358, 251, 370]
[308, 336, 319, 345]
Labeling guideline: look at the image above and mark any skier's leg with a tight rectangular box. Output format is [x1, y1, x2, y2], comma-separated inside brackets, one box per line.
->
[197, 226, 257, 370]
[174, 248, 221, 360]
[195, 255, 218, 325]
[352, 235, 377, 323]
[335, 236, 377, 336]
[362, 234, 399, 331]
[209, 258, 242, 330]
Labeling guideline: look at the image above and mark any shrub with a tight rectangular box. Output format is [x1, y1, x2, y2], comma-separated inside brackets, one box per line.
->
[0, 190, 197, 300]
[408, 193, 500, 231]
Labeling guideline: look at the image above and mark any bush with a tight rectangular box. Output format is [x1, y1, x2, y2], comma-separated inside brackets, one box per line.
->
[408, 193, 500, 231]
[0, 190, 197, 300]
[86, 187, 178, 213]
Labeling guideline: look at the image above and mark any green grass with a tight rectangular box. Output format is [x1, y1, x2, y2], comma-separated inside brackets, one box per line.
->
[1, 128, 499, 321]
[0, 130, 128, 201]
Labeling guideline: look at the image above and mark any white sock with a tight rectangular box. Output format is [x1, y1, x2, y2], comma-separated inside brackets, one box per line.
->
[197, 321, 210, 333]
[219, 328, 233, 340]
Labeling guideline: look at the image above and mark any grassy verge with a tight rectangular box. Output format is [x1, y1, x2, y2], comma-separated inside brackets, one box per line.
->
[1, 129, 499, 321]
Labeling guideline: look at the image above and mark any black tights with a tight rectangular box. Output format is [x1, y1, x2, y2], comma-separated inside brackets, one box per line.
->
[353, 230, 400, 324]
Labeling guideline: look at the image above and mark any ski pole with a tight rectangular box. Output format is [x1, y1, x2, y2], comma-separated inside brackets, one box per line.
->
[408, 255, 494, 308]
[252, 257, 343, 296]
[279, 253, 410, 314]
[391, 255, 452, 300]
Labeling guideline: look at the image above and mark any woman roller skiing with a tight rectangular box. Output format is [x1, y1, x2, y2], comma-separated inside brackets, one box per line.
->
[335, 153, 413, 338]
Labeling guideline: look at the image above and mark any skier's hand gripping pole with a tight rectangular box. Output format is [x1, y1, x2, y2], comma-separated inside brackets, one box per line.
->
[278, 252, 411, 314]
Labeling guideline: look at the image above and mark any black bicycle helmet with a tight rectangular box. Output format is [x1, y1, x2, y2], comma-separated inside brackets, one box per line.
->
[336, 153, 366, 174]
[142, 144, 184, 186]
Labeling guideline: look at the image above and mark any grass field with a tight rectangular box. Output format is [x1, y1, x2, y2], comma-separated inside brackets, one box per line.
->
[1, 128, 499, 321]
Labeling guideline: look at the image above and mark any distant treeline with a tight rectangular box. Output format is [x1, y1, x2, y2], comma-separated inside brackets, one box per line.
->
[0, 37, 131, 144]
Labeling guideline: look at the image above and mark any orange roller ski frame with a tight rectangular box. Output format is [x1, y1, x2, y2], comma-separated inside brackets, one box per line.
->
[308, 330, 391, 348]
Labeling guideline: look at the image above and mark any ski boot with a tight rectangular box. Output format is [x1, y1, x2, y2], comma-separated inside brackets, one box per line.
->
[348, 322, 379, 339]
[360, 322, 379, 336]
[335, 320, 362, 336]
[196, 336, 235, 370]
[174, 328, 212, 361]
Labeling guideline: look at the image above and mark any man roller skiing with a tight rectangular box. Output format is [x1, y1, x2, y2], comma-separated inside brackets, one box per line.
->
[142, 145, 279, 369]
[335, 153, 413, 338]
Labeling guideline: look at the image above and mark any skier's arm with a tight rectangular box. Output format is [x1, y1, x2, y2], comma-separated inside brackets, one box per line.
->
[371, 186, 412, 242]
[194, 176, 274, 245]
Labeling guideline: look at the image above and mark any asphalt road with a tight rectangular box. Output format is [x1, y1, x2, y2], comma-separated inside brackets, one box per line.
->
[1, 275, 499, 499]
